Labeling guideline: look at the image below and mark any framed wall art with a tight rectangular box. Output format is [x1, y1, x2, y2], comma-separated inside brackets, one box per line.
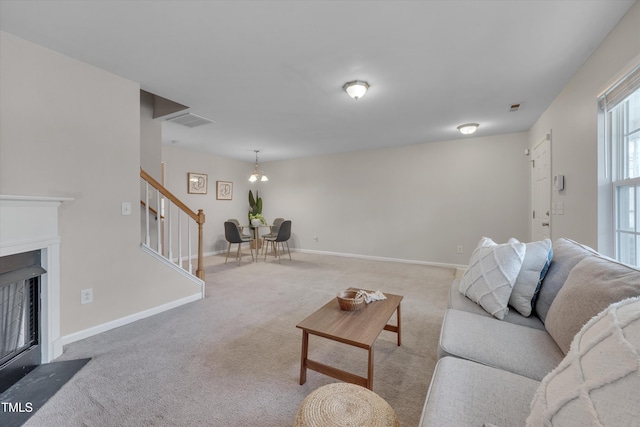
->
[188, 173, 208, 194]
[216, 181, 233, 200]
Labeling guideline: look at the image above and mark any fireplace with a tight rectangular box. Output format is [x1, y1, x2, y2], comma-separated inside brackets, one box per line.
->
[0, 195, 72, 381]
[0, 250, 45, 393]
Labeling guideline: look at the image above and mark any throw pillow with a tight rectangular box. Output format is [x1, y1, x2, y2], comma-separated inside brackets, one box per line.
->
[545, 255, 640, 354]
[507, 238, 553, 317]
[459, 237, 526, 320]
[526, 296, 640, 426]
[534, 238, 598, 324]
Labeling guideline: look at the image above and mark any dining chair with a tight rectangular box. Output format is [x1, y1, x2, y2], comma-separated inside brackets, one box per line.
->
[261, 217, 285, 255]
[227, 218, 252, 240]
[263, 220, 292, 263]
[224, 221, 254, 264]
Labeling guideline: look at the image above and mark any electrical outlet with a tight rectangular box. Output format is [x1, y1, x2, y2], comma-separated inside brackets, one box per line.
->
[81, 289, 93, 304]
[457, 245, 463, 254]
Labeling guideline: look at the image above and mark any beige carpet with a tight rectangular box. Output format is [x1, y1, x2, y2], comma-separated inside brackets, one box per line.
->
[24, 252, 452, 426]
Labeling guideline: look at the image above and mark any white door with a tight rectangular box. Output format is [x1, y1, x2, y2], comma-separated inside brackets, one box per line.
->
[532, 134, 551, 240]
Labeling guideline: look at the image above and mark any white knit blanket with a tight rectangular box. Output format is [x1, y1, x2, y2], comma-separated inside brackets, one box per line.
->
[356, 290, 387, 304]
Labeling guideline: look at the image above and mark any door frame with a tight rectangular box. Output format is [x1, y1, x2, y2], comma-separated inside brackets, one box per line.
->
[531, 132, 552, 241]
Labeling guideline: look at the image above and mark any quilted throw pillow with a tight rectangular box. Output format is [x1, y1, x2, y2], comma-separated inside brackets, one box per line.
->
[526, 296, 640, 426]
[459, 237, 526, 320]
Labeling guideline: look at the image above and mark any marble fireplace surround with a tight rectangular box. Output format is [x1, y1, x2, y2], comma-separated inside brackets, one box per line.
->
[0, 195, 73, 363]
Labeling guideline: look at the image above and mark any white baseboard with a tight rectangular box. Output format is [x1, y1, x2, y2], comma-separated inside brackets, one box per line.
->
[60, 292, 202, 348]
[170, 250, 221, 263]
[454, 267, 467, 278]
[294, 248, 468, 270]
[203, 246, 468, 270]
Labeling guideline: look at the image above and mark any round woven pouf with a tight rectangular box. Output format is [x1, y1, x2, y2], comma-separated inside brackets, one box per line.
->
[293, 383, 400, 427]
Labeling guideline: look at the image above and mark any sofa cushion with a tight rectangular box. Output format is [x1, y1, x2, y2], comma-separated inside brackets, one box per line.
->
[419, 357, 539, 427]
[545, 255, 640, 354]
[527, 297, 640, 427]
[535, 238, 598, 324]
[459, 237, 526, 320]
[438, 309, 564, 380]
[449, 279, 546, 330]
[508, 238, 553, 317]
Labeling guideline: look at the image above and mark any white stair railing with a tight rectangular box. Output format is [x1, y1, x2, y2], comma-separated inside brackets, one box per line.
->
[140, 168, 205, 280]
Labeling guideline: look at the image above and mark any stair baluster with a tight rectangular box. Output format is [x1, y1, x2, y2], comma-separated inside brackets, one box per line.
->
[140, 168, 205, 281]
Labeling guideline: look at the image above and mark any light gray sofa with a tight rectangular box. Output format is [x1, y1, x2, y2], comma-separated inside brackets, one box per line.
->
[419, 238, 640, 426]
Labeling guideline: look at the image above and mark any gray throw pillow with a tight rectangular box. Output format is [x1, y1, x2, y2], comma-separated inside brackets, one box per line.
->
[508, 238, 552, 317]
[545, 255, 640, 354]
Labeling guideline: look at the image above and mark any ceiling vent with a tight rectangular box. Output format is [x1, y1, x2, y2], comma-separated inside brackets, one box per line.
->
[165, 112, 214, 128]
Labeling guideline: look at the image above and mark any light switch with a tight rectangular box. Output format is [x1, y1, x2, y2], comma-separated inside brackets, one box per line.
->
[557, 202, 564, 215]
[121, 202, 132, 216]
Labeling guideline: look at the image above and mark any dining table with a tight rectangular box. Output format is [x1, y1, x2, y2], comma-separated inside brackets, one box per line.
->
[242, 223, 273, 261]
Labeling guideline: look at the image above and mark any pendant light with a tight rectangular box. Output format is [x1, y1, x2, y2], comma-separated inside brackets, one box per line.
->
[248, 150, 268, 182]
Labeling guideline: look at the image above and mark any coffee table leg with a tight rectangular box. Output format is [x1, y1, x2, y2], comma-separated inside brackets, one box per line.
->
[300, 330, 309, 385]
[397, 302, 402, 346]
[367, 346, 374, 390]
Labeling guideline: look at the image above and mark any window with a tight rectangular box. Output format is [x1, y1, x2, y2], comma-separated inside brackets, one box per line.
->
[604, 66, 640, 265]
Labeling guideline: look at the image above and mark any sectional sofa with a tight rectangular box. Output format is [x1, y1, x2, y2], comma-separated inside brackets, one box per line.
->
[419, 237, 640, 426]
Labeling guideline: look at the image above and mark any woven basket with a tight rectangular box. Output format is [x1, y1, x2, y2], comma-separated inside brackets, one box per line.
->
[294, 382, 400, 427]
[337, 290, 364, 311]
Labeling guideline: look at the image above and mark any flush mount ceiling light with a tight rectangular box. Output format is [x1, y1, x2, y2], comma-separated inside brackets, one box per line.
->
[457, 123, 479, 135]
[248, 150, 268, 183]
[343, 80, 369, 100]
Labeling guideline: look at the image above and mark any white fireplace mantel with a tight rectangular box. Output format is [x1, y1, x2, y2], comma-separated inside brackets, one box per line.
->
[1, 194, 74, 362]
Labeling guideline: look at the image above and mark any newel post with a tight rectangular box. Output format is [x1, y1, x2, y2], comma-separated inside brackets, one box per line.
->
[196, 209, 205, 280]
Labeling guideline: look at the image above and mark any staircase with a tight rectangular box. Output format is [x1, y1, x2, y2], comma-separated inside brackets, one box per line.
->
[140, 168, 205, 295]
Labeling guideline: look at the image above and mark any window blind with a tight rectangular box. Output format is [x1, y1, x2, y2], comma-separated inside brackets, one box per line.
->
[600, 65, 640, 110]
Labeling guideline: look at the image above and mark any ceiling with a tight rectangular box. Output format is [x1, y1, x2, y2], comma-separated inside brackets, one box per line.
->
[0, 0, 635, 162]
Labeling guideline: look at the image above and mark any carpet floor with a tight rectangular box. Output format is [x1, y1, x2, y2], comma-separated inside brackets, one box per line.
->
[22, 252, 453, 426]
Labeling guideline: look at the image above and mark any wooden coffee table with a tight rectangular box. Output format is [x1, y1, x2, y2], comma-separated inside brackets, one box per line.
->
[296, 288, 403, 390]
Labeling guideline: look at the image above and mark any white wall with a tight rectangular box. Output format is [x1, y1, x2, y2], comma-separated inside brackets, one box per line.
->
[161, 144, 257, 254]
[0, 31, 201, 336]
[257, 132, 530, 266]
[162, 133, 529, 267]
[528, 1, 640, 254]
